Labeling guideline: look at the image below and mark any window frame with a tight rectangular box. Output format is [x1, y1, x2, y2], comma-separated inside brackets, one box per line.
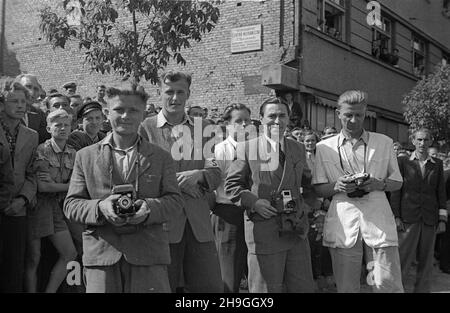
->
[317, 0, 346, 41]
[412, 35, 427, 77]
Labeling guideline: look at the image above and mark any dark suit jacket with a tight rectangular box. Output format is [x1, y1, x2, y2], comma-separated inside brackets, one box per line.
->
[0, 124, 38, 216]
[27, 106, 50, 144]
[64, 134, 183, 266]
[225, 136, 309, 254]
[138, 115, 221, 243]
[390, 155, 447, 226]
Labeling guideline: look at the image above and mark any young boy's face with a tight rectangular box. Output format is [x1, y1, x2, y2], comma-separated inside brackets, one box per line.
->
[47, 117, 71, 141]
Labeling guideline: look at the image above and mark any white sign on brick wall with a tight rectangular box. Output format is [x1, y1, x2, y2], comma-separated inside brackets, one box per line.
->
[230, 24, 262, 53]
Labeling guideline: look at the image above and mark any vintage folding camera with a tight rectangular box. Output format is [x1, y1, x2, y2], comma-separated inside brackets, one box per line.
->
[346, 173, 370, 198]
[112, 184, 138, 217]
[272, 190, 305, 236]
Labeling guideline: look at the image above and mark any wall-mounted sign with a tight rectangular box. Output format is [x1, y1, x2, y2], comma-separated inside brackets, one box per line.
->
[231, 24, 262, 53]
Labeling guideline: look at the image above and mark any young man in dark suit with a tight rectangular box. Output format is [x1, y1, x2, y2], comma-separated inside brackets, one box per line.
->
[390, 128, 447, 292]
[64, 87, 183, 293]
[225, 97, 315, 293]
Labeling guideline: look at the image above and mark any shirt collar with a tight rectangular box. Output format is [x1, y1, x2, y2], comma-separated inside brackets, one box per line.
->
[409, 151, 436, 163]
[156, 110, 193, 128]
[263, 133, 283, 152]
[101, 132, 140, 152]
[226, 135, 238, 149]
[49, 138, 71, 154]
[338, 129, 369, 147]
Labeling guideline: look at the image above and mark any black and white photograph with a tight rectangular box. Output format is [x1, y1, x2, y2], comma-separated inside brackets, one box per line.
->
[0, 0, 449, 302]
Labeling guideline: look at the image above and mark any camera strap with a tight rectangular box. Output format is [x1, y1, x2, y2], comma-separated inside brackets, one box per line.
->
[108, 139, 141, 198]
[338, 140, 367, 175]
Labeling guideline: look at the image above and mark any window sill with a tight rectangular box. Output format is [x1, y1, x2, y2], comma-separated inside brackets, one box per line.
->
[304, 25, 419, 82]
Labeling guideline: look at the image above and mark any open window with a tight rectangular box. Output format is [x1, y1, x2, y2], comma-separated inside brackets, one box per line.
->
[371, 15, 396, 66]
[412, 36, 426, 77]
[317, 0, 345, 41]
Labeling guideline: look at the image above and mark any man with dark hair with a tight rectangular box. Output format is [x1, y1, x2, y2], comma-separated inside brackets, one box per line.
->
[225, 97, 314, 293]
[390, 128, 447, 292]
[212, 103, 251, 292]
[139, 71, 223, 293]
[0, 77, 38, 292]
[312, 90, 403, 292]
[64, 87, 183, 293]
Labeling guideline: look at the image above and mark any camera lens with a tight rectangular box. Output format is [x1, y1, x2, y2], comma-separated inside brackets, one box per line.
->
[118, 196, 132, 209]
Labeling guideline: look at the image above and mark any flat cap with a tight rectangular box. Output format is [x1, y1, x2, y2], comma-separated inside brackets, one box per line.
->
[77, 101, 103, 120]
[63, 81, 77, 89]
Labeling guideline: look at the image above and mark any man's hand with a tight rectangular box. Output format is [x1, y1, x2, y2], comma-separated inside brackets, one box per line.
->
[437, 221, 446, 234]
[37, 172, 54, 183]
[333, 175, 357, 194]
[395, 217, 406, 232]
[177, 170, 204, 198]
[252, 199, 278, 219]
[360, 177, 384, 193]
[4, 197, 26, 216]
[126, 199, 150, 225]
[98, 194, 127, 226]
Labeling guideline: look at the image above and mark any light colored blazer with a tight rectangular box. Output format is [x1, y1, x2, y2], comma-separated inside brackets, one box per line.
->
[0, 124, 38, 215]
[225, 136, 309, 254]
[64, 135, 183, 266]
[312, 131, 403, 249]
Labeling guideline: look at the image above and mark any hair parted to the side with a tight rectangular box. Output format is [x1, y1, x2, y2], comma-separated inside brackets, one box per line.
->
[105, 87, 149, 104]
[337, 90, 368, 108]
[222, 103, 251, 121]
[159, 71, 192, 88]
[259, 96, 291, 117]
[0, 76, 31, 104]
[46, 108, 72, 126]
[409, 127, 434, 141]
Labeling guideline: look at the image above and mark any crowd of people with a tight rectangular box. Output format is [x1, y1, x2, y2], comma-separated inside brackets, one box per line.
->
[0, 71, 449, 293]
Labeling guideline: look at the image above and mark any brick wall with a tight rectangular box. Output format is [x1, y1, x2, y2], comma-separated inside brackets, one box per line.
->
[1, 0, 296, 118]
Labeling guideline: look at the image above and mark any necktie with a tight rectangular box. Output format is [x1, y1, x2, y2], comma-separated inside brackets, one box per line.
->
[279, 143, 285, 167]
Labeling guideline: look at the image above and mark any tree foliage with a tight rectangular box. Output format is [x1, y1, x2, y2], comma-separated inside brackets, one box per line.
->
[403, 62, 450, 143]
[39, 0, 221, 89]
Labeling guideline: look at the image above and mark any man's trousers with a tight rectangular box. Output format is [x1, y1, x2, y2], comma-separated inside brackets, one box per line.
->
[247, 238, 315, 293]
[168, 220, 223, 293]
[329, 231, 404, 293]
[398, 222, 436, 293]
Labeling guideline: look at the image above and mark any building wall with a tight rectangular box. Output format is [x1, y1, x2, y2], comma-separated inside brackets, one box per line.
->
[0, 0, 296, 117]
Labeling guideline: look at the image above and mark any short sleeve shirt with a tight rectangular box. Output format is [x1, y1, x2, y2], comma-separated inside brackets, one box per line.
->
[35, 138, 76, 185]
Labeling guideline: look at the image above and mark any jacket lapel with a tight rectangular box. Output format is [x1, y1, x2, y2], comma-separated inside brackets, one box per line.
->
[125, 141, 153, 183]
[423, 160, 434, 181]
[14, 125, 28, 156]
[95, 143, 121, 185]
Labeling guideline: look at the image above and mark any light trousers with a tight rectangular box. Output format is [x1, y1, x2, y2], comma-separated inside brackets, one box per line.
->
[329, 232, 404, 293]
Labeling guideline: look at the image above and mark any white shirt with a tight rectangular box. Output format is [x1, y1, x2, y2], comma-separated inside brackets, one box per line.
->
[215, 136, 238, 204]
[312, 131, 403, 249]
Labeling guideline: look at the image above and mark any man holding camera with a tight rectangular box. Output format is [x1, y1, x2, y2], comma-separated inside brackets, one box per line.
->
[225, 97, 314, 293]
[312, 90, 403, 292]
[64, 88, 183, 293]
